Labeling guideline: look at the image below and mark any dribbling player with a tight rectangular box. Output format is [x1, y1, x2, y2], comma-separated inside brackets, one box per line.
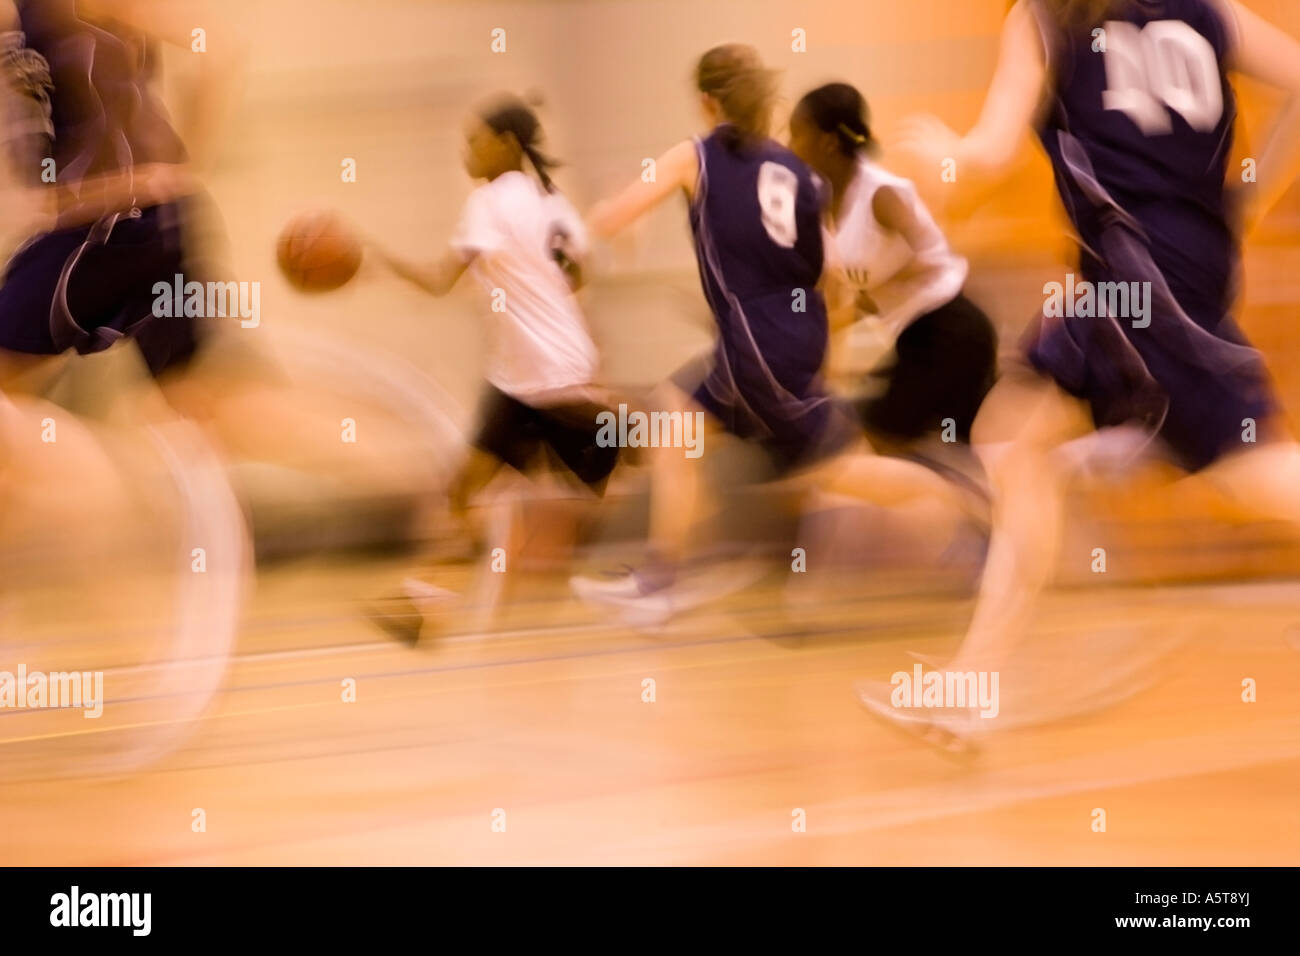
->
[859, 0, 1300, 743]
[369, 94, 619, 641]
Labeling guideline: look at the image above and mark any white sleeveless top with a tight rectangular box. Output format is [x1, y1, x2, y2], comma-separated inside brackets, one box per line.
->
[830, 157, 968, 333]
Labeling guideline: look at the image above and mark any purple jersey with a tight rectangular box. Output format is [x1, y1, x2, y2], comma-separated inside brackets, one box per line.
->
[17, 0, 187, 181]
[1024, 0, 1278, 472]
[689, 127, 826, 306]
[1031, 0, 1237, 321]
[680, 126, 854, 472]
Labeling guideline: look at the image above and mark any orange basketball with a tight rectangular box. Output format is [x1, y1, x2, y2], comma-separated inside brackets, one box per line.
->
[276, 210, 363, 292]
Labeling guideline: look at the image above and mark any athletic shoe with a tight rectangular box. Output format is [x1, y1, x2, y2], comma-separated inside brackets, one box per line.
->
[570, 566, 677, 628]
[854, 679, 982, 757]
[366, 579, 460, 646]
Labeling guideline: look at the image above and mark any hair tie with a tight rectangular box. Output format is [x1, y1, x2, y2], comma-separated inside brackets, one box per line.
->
[837, 122, 868, 146]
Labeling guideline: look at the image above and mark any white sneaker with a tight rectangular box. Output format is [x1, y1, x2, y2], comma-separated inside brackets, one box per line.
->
[569, 566, 653, 602]
[570, 568, 676, 628]
[854, 679, 982, 757]
[401, 577, 460, 614]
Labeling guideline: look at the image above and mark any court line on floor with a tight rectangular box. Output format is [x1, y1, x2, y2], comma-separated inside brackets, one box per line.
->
[0, 632, 882, 750]
[0, 593, 933, 718]
[8, 580, 1279, 721]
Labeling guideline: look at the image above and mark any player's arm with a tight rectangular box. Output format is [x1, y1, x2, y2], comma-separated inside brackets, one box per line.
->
[371, 245, 472, 298]
[822, 270, 859, 333]
[873, 186, 939, 255]
[899, 0, 1046, 184]
[587, 139, 699, 240]
[0, 0, 57, 230]
[0, 0, 46, 180]
[78, 0, 248, 175]
[869, 185, 960, 325]
[1226, 0, 1300, 232]
[817, 228, 859, 334]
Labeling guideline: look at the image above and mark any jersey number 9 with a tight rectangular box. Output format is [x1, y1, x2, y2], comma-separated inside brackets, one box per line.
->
[757, 161, 799, 248]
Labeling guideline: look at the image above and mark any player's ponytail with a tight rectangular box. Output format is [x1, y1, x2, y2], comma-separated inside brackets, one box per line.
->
[479, 93, 560, 193]
[695, 44, 779, 151]
[795, 83, 879, 158]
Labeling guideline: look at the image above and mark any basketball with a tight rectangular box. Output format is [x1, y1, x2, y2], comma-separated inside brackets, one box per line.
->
[276, 210, 363, 292]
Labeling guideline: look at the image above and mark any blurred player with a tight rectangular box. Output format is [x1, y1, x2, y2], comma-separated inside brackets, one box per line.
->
[0, 0, 223, 388]
[368, 94, 619, 641]
[788, 81, 998, 462]
[860, 0, 1300, 743]
[0, 1, 426, 734]
[572, 44, 969, 624]
[0, 0, 248, 593]
[0, 0, 255, 769]
[0, 1, 436, 508]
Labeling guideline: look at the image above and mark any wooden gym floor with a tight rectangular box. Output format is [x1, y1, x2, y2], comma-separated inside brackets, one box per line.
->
[1, 551, 1297, 866]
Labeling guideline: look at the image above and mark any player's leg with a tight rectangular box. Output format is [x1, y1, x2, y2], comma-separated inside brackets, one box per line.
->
[479, 394, 620, 570]
[367, 387, 536, 643]
[851, 367, 1091, 748]
[946, 369, 1093, 672]
[643, 381, 720, 574]
[811, 440, 977, 513]
[569, 379, 724, 619]
[0, 230, 86, 555]
[448, 386, 539, 533]
[1197, 436, 1300, 526]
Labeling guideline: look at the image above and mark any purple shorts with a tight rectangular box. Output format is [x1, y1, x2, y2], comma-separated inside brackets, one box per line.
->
[0, 201, 206, 377]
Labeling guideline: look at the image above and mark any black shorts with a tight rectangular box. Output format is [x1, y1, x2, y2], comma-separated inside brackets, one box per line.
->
[471, 386, 619, 492]
[858, 293, 998, 444]
[0, 200, 210, 378]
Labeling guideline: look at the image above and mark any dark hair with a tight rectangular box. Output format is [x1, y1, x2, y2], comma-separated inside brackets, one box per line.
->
[695, 44, 778, 150]
[478, 92, 559, 192]
[794, 82, 877, 158]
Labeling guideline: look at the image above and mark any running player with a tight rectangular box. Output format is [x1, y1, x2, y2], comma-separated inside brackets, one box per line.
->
[0, 1, 462, 510]
[0, 0, 254, 765]
[859, 0, 1300, 742]
[368, 93, 619, 641]
[788, 81, 998, 458]
[0, 0, 225, 389]
[572, 44, 968, 623]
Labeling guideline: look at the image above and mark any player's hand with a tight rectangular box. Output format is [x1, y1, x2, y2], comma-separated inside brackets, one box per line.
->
[854, 287, 880, 316]
[896, 113, 964, 175]
[140, 162, 199, 204]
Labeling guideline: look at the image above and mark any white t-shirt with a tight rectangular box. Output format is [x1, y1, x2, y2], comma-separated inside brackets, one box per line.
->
[831, 157, 968, 334]
[450, 171, 599, 401]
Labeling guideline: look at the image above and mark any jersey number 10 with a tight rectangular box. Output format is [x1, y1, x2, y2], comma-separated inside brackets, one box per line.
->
[1101, 19, 1223, 135]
